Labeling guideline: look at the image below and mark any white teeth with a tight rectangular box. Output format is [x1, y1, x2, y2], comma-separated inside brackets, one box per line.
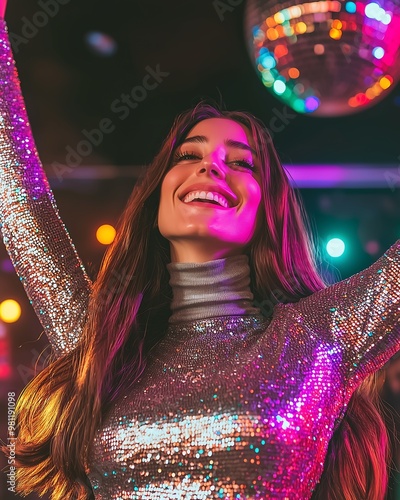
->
[182, 190, 229, 208]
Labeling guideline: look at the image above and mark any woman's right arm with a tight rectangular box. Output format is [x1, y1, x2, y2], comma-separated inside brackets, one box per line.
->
[0, 8, 92, 357]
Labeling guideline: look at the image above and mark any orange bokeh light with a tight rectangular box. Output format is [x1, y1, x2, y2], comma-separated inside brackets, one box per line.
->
[96, 224, 116, 245]
[329, 28, 342, 40]
[288, 67, 300, 79]
[266, 28, 279, 41]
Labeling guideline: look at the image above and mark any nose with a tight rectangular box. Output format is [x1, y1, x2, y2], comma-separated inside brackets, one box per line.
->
[196, 152, 226, 179]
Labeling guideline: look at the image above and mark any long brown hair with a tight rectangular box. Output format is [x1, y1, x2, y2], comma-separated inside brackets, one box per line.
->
[9, 102, 389, 499]
[312, 371, 390, 500]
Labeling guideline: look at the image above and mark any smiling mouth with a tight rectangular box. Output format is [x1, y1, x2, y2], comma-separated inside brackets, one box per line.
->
[182, 191, 230, 208]
[180, 198, 232, 209]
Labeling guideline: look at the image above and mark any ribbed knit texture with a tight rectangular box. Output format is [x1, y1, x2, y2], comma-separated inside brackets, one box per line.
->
[166, 254, 261, 323]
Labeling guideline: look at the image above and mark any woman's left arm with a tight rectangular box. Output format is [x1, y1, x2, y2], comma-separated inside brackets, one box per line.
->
[295, 240, 400, 385]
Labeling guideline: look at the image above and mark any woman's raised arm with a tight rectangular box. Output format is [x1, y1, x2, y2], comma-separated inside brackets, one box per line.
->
[292, 239, 400, 387]
[0, 7, 92, 357]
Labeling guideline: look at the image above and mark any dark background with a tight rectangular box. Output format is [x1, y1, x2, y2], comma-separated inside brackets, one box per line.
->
[1, 1, 400, 498]
[4, 0, 400, 166]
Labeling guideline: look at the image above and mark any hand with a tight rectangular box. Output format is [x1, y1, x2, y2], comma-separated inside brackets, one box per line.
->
[0, 0, 7, 19]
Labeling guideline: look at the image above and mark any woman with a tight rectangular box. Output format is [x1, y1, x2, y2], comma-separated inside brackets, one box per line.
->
[1, 3, 399, 499]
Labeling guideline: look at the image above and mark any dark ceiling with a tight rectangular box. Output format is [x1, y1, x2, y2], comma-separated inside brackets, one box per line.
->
[5, 0, 400, 169]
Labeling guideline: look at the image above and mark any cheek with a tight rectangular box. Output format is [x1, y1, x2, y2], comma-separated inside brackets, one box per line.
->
[242, 179, 263, 237]
[159, 168, 180, 204]
[234, 178, 262, 239]
[244, 178, 262, 213]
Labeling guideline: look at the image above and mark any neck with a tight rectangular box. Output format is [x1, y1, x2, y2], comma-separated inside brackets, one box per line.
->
[166, 254, 260, 324]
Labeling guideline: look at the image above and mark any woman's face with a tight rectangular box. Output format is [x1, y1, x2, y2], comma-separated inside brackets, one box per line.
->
[158, 118, 263, 263]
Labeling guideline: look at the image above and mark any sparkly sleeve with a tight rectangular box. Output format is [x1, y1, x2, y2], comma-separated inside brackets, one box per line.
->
[295, 240, 400, 388]
[0, 19, 92, 356]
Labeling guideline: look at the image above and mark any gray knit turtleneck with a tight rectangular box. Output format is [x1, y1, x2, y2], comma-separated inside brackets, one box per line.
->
[166, 254, 261, 324]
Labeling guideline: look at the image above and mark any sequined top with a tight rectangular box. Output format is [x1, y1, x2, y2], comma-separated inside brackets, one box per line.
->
[1, 18, 400, 499]
[86, 252, 400, 499]
[0, 19, 91, 357]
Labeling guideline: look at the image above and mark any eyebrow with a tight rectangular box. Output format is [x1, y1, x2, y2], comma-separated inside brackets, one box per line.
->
[180, 135, 257, 156]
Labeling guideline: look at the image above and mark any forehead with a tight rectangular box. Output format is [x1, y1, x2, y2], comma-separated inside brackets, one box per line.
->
[185, 118, 254, 148]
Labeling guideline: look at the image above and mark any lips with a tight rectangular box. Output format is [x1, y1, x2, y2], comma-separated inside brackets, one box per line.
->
[179, 183, 237, 208]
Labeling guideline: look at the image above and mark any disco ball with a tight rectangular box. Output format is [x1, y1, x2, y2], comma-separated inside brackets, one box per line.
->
[244, 0, 400, 116]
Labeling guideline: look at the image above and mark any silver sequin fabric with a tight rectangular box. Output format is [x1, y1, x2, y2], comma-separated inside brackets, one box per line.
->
[0, 19, 91, 356]
[1, 18, 400, 499]
[87, 242, 400, 499]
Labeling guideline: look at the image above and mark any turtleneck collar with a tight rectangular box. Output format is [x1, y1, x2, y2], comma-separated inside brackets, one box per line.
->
[166, 254, 261, 324]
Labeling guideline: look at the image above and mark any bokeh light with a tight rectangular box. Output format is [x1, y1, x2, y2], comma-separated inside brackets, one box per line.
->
[365, 240, 381, 255]
[0, 299, 22, 323]
[0, 322, 11, 379]
[0, 258, 14, 273]
[85, 31, 118, 57]
[245, 0, 400, 116]
[345, 2, 357, 14]
[273, 79, 287, 94]
[326, 238, 346, 257]
[96, 224, 116, 245]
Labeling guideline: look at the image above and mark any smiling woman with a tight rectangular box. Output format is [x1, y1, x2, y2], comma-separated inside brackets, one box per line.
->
[158, 118, 262, 263]
[0, 4, 400, 500]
